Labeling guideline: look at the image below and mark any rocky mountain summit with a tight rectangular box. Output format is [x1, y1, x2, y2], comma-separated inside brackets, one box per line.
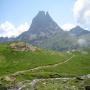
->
[17, 11, 62, 44]
[0, 11, 90, 51]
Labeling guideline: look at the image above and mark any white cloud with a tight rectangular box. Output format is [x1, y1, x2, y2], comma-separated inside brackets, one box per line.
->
[0, 21, 29, 37]
[15, 22, 29, 36]
[73, 0, 90, 24]
[84, 10, 90, 17]
[77, 38, 87, 47]
[0, 21, 15, 31]
[61, 23, 76, 31]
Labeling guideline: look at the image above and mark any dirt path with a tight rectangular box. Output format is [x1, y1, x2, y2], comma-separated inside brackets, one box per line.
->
[4, 54, 90, 90]
[17, 55, 75, 90]
[12, 55, 74, 76]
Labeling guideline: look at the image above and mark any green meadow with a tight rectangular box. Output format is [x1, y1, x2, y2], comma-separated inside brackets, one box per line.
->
[0, 42, 90, 89]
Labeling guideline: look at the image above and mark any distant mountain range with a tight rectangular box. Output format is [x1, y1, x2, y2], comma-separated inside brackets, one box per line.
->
[69, 26, 90, 36]
[0, 37, 15, 42]
[0, 11, 90, 50]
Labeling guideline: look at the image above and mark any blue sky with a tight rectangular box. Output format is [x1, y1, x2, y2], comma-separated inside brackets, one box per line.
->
[0, 0, 90, 37]
[0, 0, 75, 25]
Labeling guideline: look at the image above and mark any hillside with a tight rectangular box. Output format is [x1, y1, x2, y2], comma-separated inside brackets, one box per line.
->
[0, 42, 90, 89]
[0, 42, 70, 77]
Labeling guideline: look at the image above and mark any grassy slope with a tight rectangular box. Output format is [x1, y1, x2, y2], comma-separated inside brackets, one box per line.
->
[0, 42, 90, 89]
[14, 50, 90, 82]
[0, 42, 70, 76]
[0, 42, 90, 78]
[32, 51, 90, 77]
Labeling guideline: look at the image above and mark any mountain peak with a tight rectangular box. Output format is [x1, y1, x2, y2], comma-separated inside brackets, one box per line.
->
[46, 11, 49, 16]
[37, 11, 45, 16]
[70, 25, 90, 36]
[36, 11, 51, 18]
[74, 25, 83, 30]
[18, 11, 62, 43]
[29, 11, 62, 33]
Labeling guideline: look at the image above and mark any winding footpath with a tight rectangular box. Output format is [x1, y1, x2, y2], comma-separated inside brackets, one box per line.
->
[6, 55, 75, 90]
[12, 55, 75, 76]
[11, 55, 75, 90]
[4, 55, 90, 90]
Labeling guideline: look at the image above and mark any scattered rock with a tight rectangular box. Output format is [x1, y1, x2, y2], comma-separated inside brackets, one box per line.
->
[4, 76, 16, 81]
[10, 41, 37, 52]
[80, 74, 90, 79]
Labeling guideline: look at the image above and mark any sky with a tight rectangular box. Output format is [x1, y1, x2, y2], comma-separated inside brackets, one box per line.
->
[0, 0, 90, 37]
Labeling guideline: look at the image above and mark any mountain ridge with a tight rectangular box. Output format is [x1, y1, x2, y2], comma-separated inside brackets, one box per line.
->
[17, 11, 63, 44]
[69, 26, 90, 36]
[0, 11, 90, 51]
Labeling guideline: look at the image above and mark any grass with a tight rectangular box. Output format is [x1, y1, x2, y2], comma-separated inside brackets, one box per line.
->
[10, 49, 90, 83]
[32, 51, 90, 77]
[0, 42, 70, 76]
[0, 42, 90, 89]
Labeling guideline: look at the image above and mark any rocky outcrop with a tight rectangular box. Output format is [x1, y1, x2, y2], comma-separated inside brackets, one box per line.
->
[10, 41, 37, 52]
